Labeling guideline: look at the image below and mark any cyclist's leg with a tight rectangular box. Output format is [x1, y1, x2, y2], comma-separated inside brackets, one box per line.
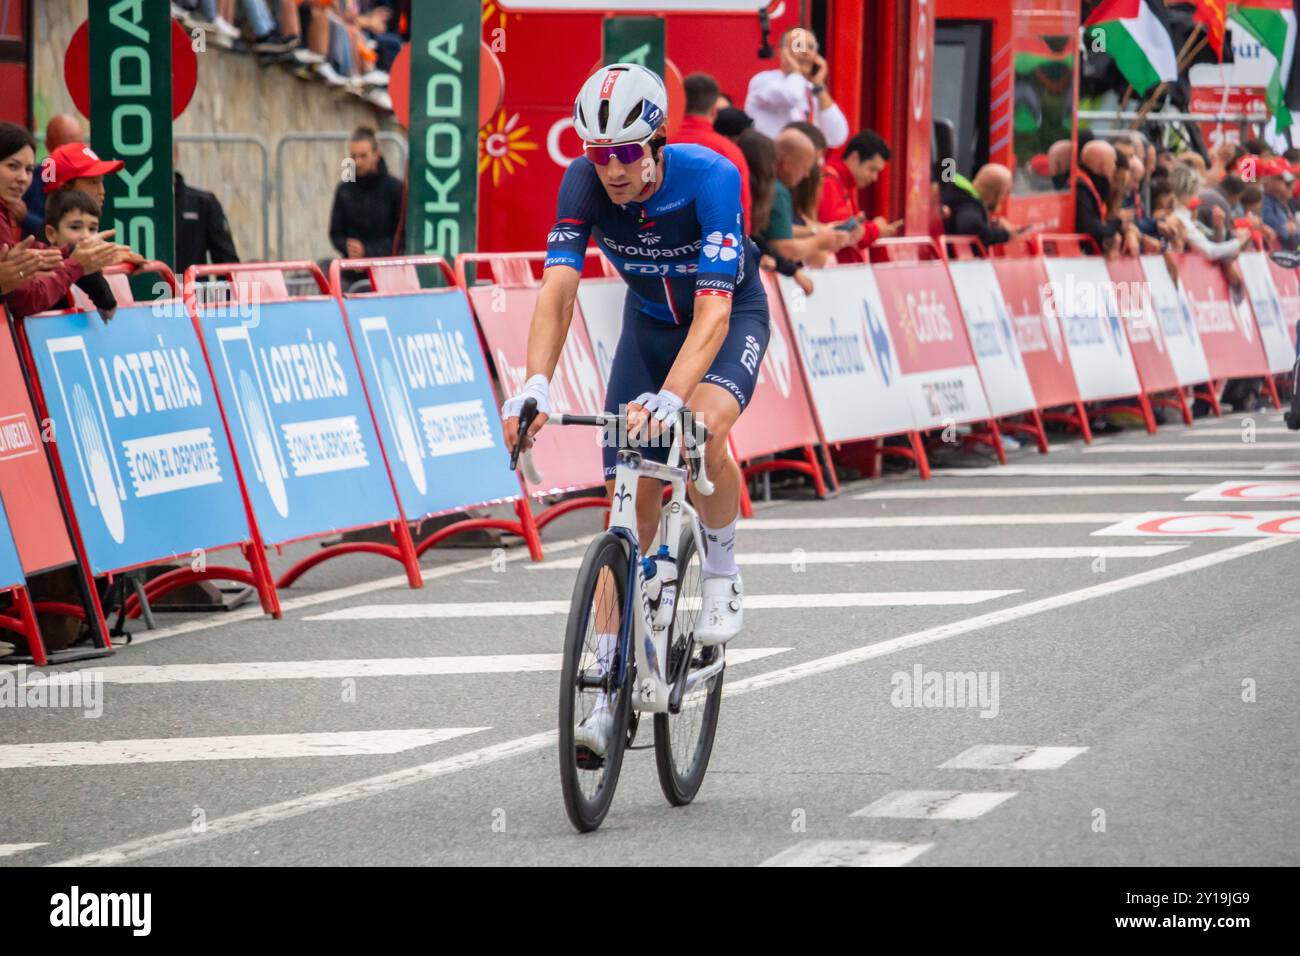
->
[686, 306, 769, 642]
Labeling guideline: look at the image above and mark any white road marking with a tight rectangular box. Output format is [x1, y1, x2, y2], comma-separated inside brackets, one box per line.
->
[0, 535, 594, 676]
[51, 648, 790, 685]
[527, 545, 1186, 570]
[0, 843, 46, 858]
[0, 728, 486, 770]
[852, 790, 1018, 820]
[1186, 481, 1300, 502]
[738, 514, 1131, 529]
[935, 464, 1273, 477]
[939, 745, 1088, 771]
[1094, 512, 1300, 537]
[51, 537, 1288, 867]
[1181, 427, 1293, 436]
[854, 484, 1204, 499]
[304, 591, 1021, 621]
[1083, 442, 1295, 453]
[758, 840, 933, 867]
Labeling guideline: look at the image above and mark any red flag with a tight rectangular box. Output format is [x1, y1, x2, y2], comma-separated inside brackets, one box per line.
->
[1190, 0, 1229, 60]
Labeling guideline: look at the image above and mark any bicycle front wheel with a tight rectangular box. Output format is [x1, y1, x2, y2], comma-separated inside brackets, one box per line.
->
[558, 531, 633, 832]
[654, 524, 724, 806]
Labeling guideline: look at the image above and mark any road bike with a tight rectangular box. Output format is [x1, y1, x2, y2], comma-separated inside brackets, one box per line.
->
[511, 400, 726, 832]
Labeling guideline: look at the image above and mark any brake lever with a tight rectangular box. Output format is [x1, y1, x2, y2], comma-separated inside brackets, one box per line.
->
[510, 397, 538, 471]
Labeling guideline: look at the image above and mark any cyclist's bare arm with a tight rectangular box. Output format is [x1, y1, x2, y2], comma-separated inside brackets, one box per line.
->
[503, 264, 580, 449]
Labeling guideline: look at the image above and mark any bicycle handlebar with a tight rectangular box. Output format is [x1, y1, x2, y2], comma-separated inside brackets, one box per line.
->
[509, 405, 713, 495]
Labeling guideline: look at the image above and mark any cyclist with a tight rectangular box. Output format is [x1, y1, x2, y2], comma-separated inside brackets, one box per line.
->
[502, 64, 769, 752]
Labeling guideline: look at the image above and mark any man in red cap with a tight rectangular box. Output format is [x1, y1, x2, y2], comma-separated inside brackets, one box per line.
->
[41, 142, 125, 210]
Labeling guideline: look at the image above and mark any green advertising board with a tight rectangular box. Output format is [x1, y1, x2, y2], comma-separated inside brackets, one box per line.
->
[602, 16, 665, 77]
[406, 0, 481, 264]
[88, 0, 174, 270]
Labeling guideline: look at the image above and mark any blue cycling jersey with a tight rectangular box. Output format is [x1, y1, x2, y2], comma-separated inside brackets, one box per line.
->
[544, 143, 765, 325]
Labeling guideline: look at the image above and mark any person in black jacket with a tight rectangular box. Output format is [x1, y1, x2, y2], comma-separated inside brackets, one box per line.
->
[174, 161, 239, 276]
[1076, 139, 1121, 254]
[329, 127, 403, 260]
[941, 163, 1020, 248]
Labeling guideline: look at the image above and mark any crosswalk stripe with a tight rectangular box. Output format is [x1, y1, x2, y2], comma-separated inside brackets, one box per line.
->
[939, 745, 1088, 770]
[738, 514, 1130, 529]
[852, 790, 1018, 820]
[1182, 427, 1292, 436]
[0, 843, 47, 858]
[758, 840, 933, 867]
[42, 648, 790, 685]
[303, 591, 1021, 621]
[1083, 442, 1295, 453]
[0, 728, 487, 769]
[526, 544, 1186, 570]
[854, 484, 1204, 499]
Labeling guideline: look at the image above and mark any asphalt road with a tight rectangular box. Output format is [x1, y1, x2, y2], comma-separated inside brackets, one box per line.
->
[2, 410, 1298, 867]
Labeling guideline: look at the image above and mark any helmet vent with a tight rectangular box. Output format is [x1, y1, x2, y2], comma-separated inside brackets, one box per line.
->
[623, 101, 644, 131]
[597, 99, 609, 133]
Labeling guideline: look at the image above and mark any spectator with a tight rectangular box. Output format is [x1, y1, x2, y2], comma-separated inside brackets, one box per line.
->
[745, 27, 849, 147]
[1259, 160, 1299, 248]
[1197, 173, 1245, 240]
[1047, 139, 1073, 190]
[678, 73, 751, 231]
[1179, 152, 1208, 175]
[0, 123, 132, 320]
[1077, 140, 1120, 253]
[713, 107, 754, 141]
[1244, 137, 1275, 159]
[736, 128, 812, 295]
[329, 126, 403, 260]
[760, 128, 851, 266]
[19, 113, 82, 240]
[41, 141, 124, 209]
[818, 129, 898, 263]
[942, 163, 1019, 248]
[1237, 183, 1275, 247]
[1168, 163, 1252, 261]
[174, 148, 240, 276]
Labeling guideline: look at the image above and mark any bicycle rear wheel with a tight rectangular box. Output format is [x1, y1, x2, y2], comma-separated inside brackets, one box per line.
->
[559, 531, 633, 832]
[654, 524, 724, 806]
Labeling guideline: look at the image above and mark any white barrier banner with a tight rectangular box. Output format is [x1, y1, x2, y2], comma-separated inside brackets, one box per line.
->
[946, 260, 1038, 417]
[1237, 252, 1295, 375]
[574, 279, 624, 388]
[1138, 255, 1211, 386]
[779, 266, 912, 443]
[1041, 258, 1142, 400]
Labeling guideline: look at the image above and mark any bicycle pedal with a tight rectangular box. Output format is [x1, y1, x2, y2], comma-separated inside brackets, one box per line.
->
[575, 746, 604, 771]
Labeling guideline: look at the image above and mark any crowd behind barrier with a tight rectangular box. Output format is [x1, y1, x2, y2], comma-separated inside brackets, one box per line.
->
[1, 237, 1297, 661]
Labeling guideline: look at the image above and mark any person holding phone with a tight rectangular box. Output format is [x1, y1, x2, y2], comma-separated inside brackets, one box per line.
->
[941, 163, 1024, 249]
[818, 129, 901, 263]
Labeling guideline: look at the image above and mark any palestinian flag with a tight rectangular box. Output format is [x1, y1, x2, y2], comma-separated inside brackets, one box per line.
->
[1084, 0, 1179, 94]
[1228, 0, 1297, 131]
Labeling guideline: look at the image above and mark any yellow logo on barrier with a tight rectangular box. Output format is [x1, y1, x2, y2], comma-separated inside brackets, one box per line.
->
[479, 110, 540, 187]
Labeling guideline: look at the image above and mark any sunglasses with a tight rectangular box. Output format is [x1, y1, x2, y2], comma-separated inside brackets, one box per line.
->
[583, 138, 650, 166]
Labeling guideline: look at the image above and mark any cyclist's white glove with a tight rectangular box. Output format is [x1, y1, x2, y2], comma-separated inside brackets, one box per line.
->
[632, 388, 684, 425]
[501, 374, 551, 420]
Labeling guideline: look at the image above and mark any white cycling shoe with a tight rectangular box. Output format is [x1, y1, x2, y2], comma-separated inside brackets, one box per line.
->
[694, 572, 743, 645]
[574, 707, 615, 759]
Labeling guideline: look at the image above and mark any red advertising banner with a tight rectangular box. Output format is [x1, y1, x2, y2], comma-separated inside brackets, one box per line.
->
[466, 283, 606, 495]
[1107, 256, 1181, 396]
[904, 0, 934, 236]
[1176, 253, 1271, 380]
[990, 256, 1082, 410]
[728, 273, 823, 461]
[871, 258, 994, 429]
[0, 320, 76, 575]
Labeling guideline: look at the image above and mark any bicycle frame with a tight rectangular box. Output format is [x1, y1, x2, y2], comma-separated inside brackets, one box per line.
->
[602, 423, 727, 715]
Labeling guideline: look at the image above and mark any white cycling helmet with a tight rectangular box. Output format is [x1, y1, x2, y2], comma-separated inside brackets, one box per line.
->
[572, 63, 668, 145]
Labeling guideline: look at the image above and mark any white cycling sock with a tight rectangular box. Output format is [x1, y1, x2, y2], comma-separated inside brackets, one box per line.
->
[592, 632, 617, 713]
[701, 517, 739, 578]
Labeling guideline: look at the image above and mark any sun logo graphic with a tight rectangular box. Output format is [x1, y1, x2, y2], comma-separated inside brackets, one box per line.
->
[479, 111, 540, 188]
[702, 231, 738, 262]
